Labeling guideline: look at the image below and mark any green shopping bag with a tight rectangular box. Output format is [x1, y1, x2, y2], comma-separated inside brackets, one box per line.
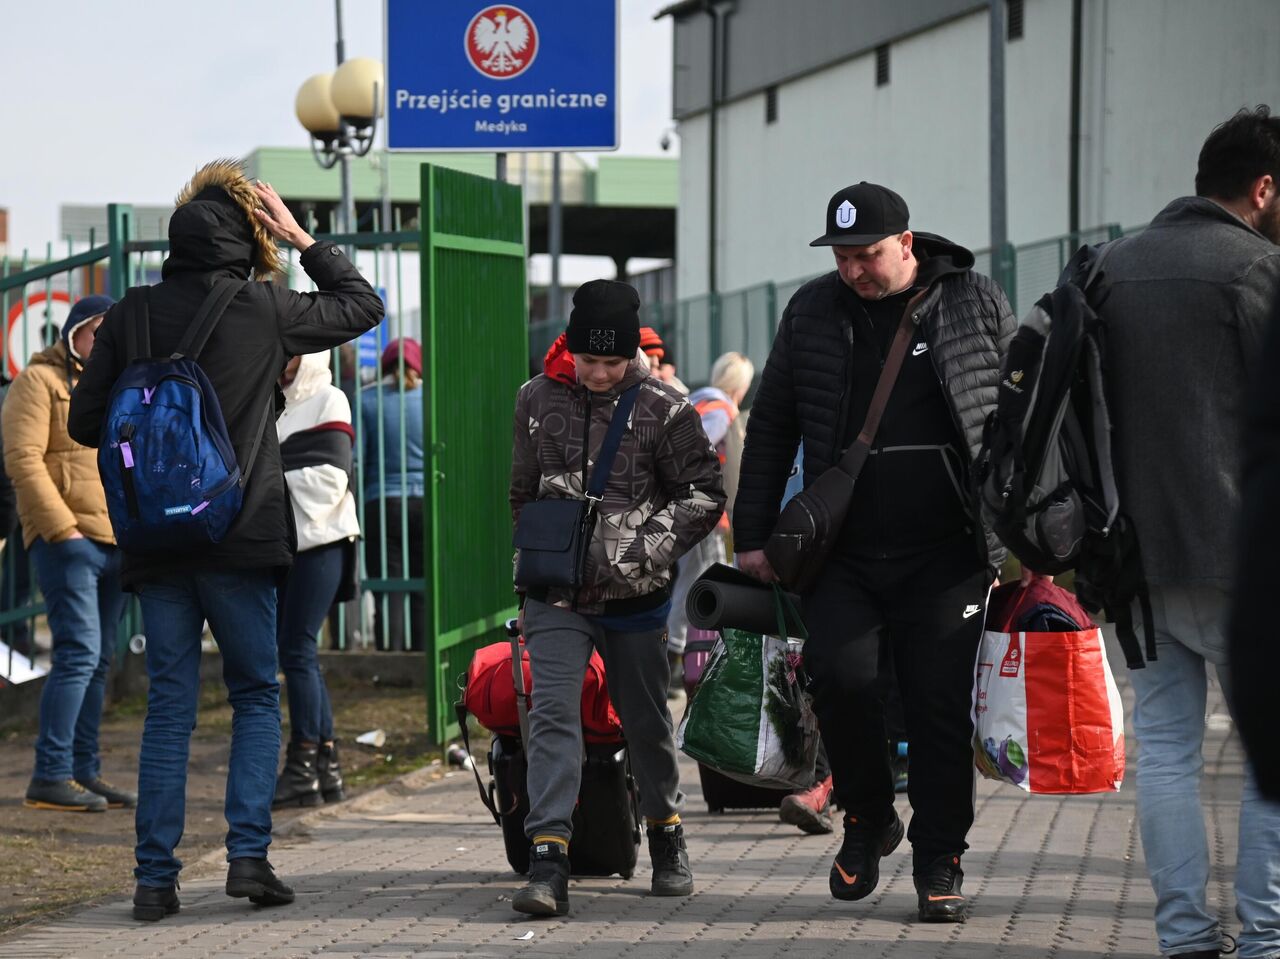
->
[676, 587, 818, 789]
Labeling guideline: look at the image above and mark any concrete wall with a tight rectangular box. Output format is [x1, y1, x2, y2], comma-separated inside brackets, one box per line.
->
[673, 0, 1280, 299]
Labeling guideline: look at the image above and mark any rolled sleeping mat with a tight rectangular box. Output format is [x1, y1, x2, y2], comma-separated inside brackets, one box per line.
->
[685, 563, 805, 638]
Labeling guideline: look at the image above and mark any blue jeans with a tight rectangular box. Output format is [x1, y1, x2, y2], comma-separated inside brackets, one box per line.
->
[1131, 586, 1280, 958]
[134, 570, 279, 888]
[29, 537, 126, 782]
[277, 544, 341, 744]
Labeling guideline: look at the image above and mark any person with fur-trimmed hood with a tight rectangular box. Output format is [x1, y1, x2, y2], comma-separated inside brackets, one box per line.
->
[68, 160, 383, 921]
[508, 280, 725, 918]
[272, 351, 360, 810]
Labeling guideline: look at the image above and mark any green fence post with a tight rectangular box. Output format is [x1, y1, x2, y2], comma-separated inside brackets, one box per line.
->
[106, 204, 133, 298]
[1107, 222, 1123, 241]
[766, 281, 778, 337]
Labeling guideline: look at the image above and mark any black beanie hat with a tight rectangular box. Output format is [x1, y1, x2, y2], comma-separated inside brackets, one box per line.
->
[565, 280, 641, 358]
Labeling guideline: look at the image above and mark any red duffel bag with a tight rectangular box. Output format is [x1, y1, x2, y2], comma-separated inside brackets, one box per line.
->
[462, 638, 623, 743]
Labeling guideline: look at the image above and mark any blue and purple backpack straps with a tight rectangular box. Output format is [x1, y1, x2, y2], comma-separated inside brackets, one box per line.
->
[98, 279, 272, 553]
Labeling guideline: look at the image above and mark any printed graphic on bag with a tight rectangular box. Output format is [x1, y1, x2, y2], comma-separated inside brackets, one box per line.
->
[999, 636, 1022, 677]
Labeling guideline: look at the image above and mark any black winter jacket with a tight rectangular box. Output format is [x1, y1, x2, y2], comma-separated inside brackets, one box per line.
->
[733, 233, 1016, 572]
[68, 191, 384, 588]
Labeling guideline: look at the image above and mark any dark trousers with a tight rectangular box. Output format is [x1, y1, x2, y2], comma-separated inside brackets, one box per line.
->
[277, 544, 342, 744]
[135, 570, 278, 886]
[802, 535, 989, 869]
[363, 496, 425, 651]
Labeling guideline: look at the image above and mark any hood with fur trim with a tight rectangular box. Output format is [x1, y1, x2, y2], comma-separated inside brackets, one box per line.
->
[163, 159, 283, 282]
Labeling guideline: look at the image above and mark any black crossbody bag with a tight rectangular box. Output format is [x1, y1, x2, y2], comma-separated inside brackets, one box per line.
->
[513, 383, 641, 590]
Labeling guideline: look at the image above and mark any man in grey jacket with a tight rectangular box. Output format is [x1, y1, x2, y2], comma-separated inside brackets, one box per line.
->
[1100, 106, 1280, 959]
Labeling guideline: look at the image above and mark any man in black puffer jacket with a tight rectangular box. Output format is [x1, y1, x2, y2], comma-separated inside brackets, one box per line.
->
[735, 183, 1014, 923]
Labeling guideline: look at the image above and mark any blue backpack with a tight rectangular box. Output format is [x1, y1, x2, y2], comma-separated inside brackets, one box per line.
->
[98, 279, 272, 553]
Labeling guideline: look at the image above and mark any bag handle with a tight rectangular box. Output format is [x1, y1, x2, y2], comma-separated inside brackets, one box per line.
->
[584, 383, 641, 503]
[772, 584, 808, 641]
[454, 700, 501, 825]
[511, 623, 531, 745]
[833, 290, 927, 481]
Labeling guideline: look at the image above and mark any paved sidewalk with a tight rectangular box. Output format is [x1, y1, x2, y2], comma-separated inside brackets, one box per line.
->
[1, 688, 1246, 959]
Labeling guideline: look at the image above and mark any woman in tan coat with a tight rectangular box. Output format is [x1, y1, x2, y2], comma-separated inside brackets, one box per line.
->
[3, 294, 132, 813]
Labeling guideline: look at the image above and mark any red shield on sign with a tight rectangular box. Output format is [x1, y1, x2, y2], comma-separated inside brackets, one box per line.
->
[465, 5, 539, 80]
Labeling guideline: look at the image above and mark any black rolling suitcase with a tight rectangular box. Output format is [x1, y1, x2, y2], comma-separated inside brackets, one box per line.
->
[459, 622, 641, 878]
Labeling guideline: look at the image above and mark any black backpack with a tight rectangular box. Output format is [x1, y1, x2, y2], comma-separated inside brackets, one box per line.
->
[974, 241, 1156, 669]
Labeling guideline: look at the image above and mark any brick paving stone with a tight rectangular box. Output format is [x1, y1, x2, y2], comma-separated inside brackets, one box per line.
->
[0, 674, 1251, 959]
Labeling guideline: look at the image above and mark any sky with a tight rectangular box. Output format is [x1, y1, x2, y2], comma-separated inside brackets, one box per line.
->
[0, 0, 677, 259]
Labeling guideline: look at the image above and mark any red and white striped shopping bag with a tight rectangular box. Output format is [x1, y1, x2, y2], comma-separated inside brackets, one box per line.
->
[972, 627, 1125, 794]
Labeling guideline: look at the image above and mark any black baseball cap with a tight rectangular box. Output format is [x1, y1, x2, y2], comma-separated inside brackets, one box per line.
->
[809, 182, 910, 247]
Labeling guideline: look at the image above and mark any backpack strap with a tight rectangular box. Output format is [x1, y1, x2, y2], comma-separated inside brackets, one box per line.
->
[237, 393, 275, 490]
[123, 289, 153, 363]
[171, 279, 244, 361]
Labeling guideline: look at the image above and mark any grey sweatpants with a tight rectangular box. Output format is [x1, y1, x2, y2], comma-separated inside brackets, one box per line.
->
[522, 599, 683, 842]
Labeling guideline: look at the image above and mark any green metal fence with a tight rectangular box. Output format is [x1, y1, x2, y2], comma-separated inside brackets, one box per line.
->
[419, 165, 527, 744]
[0, 166, 529, 747]
[529, 223, 1132, 388]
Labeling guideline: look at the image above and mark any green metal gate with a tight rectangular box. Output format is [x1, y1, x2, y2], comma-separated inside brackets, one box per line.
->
[419, 164, 528, 744]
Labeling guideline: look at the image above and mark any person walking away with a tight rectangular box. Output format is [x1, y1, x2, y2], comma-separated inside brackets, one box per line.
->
[1231, 300, 1280, 803]
[360, 338, 425, 651]
[273, 351, 359, 808]
[1098, 106, 1280, 959]
[68, 161, 383, 921]
[734, 182, 1014, 922]
[508, 280, 725, 917]
[6, 294, 132, 813]
[666, 352, 753, 689]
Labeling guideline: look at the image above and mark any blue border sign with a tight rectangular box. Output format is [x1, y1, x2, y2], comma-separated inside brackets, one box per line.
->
[385, 1, 619, 152]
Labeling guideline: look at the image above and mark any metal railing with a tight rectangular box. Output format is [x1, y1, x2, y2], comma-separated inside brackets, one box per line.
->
[0, 167, 529, 747]
[528, 223, 1132, 387]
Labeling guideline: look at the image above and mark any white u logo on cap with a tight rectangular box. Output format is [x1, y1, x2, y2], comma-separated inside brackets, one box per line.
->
[835, 200, 857, 229]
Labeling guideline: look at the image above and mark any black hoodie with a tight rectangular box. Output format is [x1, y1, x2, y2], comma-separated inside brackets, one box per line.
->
[837, 235, 975, 557]
[68, 188, 384, 588]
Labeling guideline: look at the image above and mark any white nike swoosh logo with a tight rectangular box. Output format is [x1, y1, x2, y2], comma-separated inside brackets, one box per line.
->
[963, 605, 982, 619]
[912, 343, 928, 356]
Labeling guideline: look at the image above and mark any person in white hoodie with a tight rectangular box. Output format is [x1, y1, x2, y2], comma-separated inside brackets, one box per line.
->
[273, 351, 360, 808]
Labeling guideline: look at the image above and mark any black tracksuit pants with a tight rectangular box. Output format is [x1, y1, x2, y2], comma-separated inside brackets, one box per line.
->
[802, 534, 990, 870]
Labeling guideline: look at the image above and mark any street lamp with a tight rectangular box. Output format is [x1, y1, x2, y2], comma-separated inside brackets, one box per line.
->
[295, 56, 385, 235]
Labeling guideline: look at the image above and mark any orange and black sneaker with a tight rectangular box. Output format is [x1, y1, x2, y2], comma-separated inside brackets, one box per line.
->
[828, 810, 904, 901]
[914, 853, 968, 922]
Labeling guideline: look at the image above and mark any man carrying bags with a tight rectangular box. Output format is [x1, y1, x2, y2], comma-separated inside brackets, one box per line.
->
[735, 183, 1014, 922]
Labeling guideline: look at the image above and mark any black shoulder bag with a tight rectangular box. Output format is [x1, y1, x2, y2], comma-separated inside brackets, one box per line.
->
[513, 383, 641, 590]
[764, 290, 925, 593]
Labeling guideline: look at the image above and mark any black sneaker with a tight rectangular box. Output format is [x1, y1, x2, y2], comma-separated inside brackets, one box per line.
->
[647, 822, 695, 896]
[914, 853, 967, 922]
[512, 841, 570, 917]
[225, 857, 295, 906]
[24, 778, 108, 812]
[132, 883, 179, 922]
[829, 810, 904, 901]
[77, 777, 137, 809]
